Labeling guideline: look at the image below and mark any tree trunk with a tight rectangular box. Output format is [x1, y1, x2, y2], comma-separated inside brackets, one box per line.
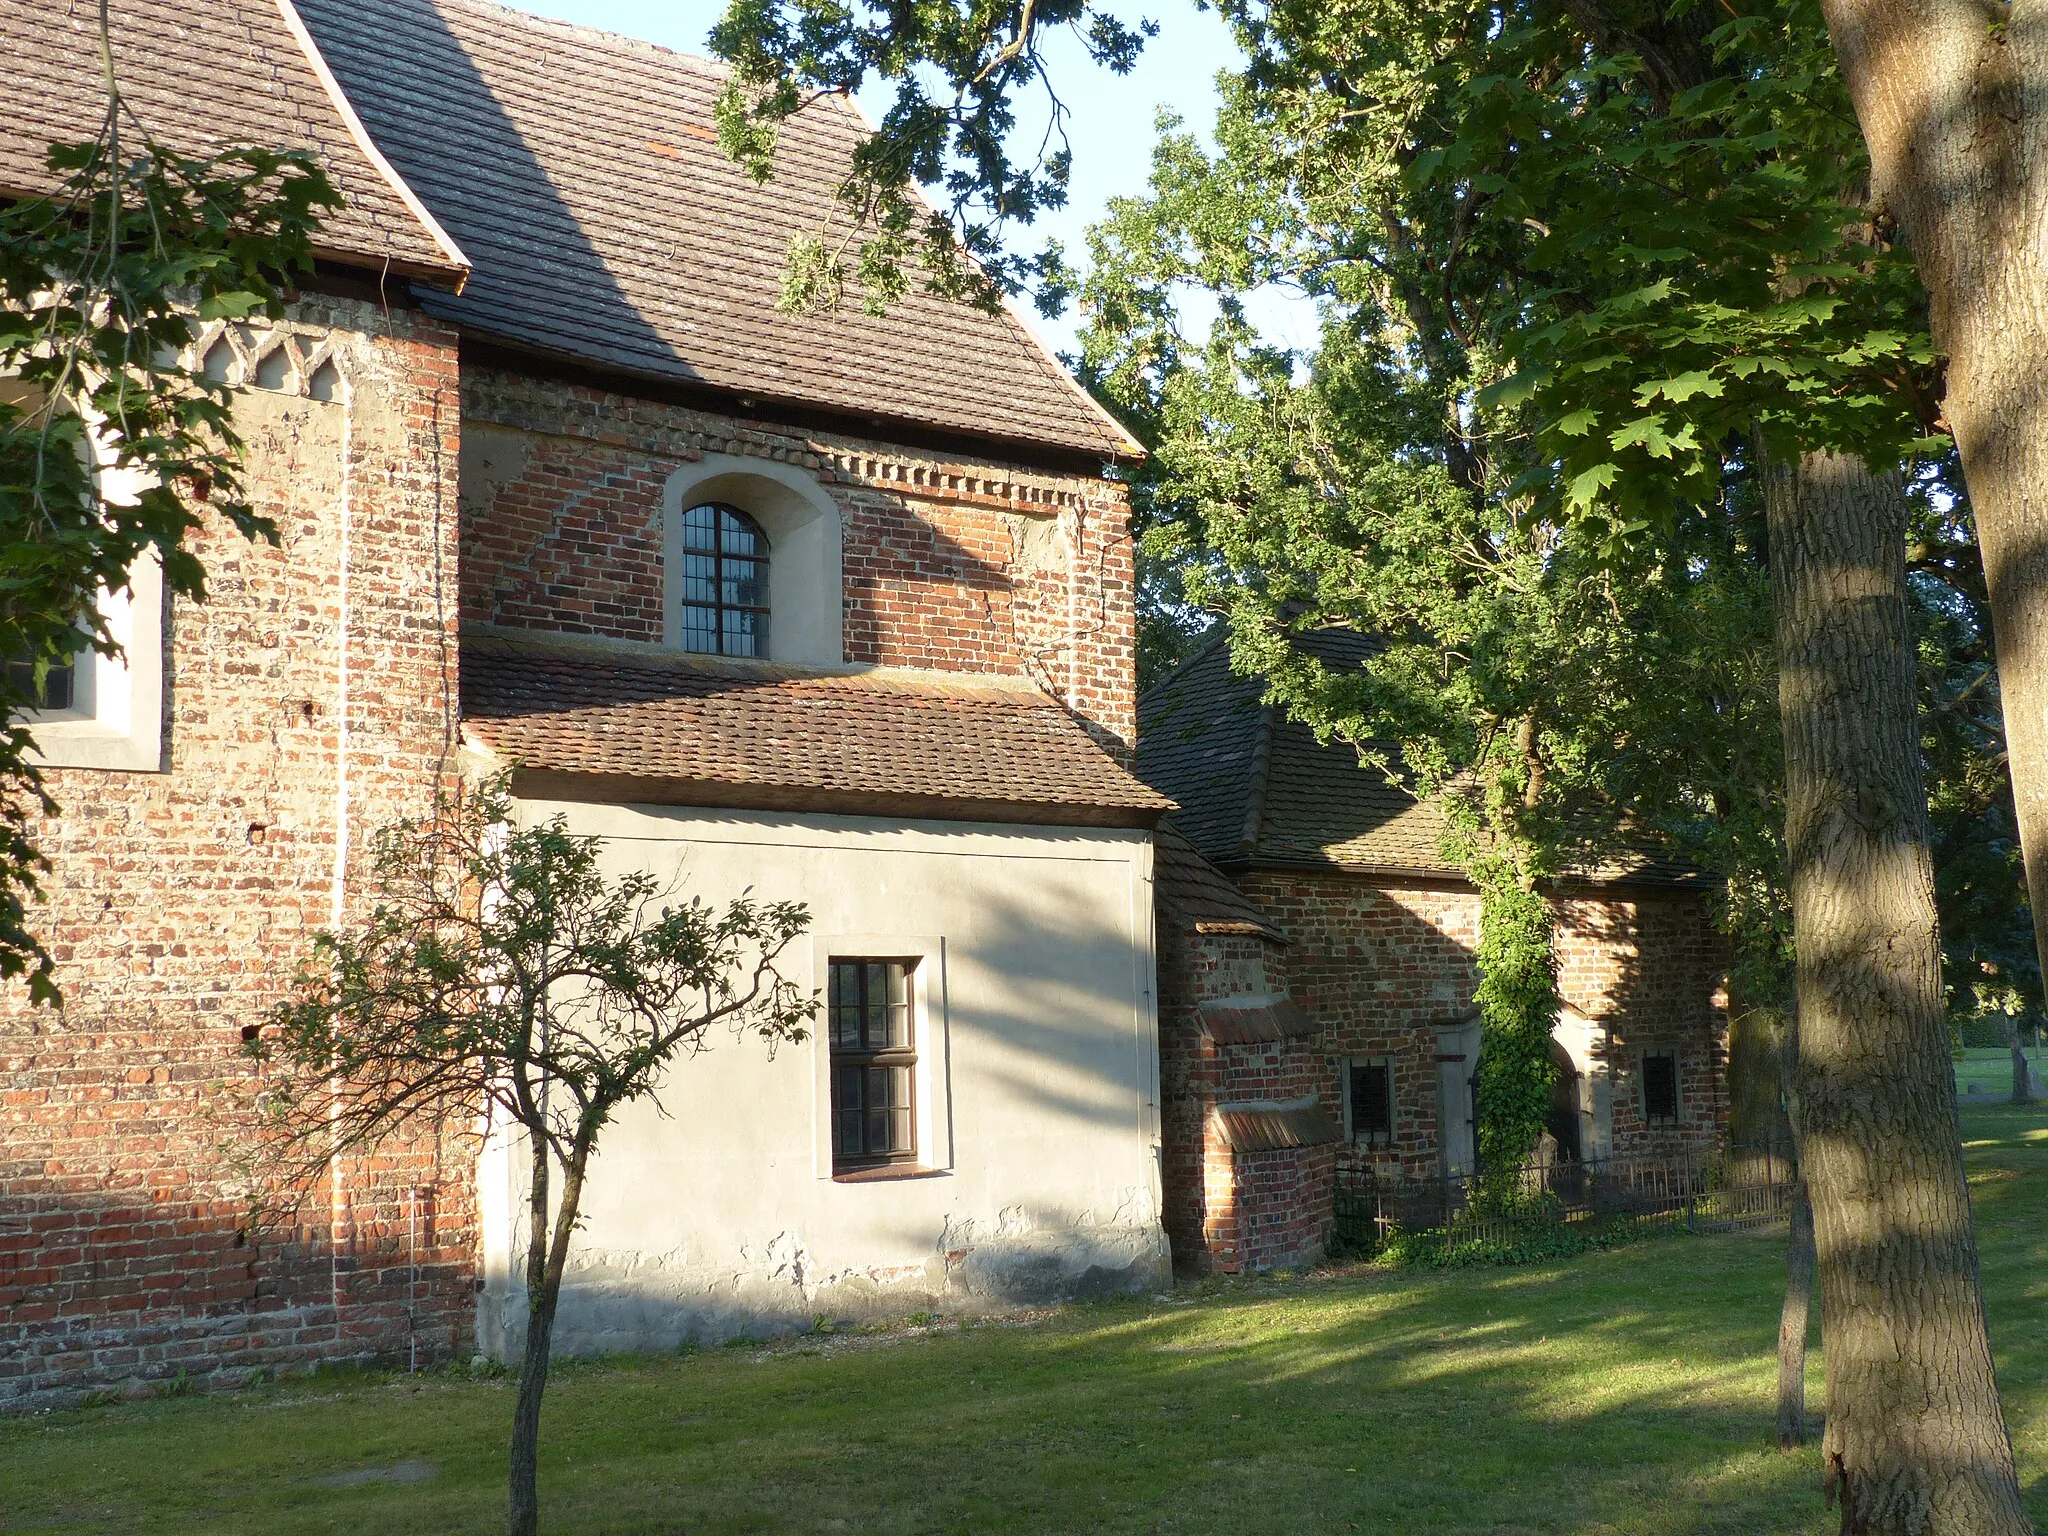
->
[1766, 449, 2029, 1533]
[1781, 1175, 1817, 1450]
[508, 1141, 589, 1536]
[1814, 0, 2048, 1114]
[1779, 1009, 1813, 1451]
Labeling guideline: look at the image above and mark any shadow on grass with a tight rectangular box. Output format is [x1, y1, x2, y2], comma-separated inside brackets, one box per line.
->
[4, 1101, 2045, 1536]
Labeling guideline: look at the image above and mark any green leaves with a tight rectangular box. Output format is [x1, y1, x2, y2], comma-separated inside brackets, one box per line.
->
[1067, 0, 1827, 1091]
[1565, 462, 1620, 511]
[1434, 0, 1941, 538]
[1607, 415, 1697, 458]
[1471, 855, 1563, 1180]
[193, 289, 268, 321]
[1637, 371, 1724, 405]
[710, 0, 1152, 311]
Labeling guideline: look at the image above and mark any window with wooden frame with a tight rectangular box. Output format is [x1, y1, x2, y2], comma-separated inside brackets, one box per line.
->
[675, 501, 769, 657]
[829, 959, 918, 1170]
[1641, 1049, 1680, 1126]
[1347, 1057, 1394, 1147]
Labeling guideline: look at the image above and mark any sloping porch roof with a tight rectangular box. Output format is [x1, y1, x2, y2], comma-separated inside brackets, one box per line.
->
[461, 636, 1172, 829]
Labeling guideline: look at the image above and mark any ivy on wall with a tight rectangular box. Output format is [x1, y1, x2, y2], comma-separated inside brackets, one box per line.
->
[1470, 853, 1563, 1180]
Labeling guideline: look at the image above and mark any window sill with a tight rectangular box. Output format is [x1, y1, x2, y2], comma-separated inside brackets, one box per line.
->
[27, 722, 164, 773]
[831, 1164, 949, 1184]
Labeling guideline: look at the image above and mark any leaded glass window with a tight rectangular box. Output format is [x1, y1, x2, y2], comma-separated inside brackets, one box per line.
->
[829, 959, 917, 1170]
[676, 501, 768, 657]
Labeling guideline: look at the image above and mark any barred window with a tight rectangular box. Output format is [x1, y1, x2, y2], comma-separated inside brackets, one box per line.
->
[1348, 1058, 1394, 1147]
[675, 501, 768, 657]
[1642, 1050, 1680, 1125]
[829, 959, 917, 1171]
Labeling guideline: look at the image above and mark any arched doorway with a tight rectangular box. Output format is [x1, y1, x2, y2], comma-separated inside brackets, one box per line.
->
[1544, 1040, 1583, 1163]
[1550, 1001, 1612, 1162]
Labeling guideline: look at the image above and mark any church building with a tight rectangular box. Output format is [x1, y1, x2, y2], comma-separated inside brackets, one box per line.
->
[0, 0, 1728, 1406]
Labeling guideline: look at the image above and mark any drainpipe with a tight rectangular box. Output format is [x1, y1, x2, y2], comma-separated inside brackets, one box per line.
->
[327, 385, 354, 1333]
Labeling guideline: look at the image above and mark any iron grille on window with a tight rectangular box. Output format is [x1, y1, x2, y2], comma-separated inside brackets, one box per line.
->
[1349, 1059, 1394, 1147]
[1642, 1051, 1680, 1125]
[6, 658, 74, 712]
[676, 501, 768, 657]
[829, 959, 916, 1170]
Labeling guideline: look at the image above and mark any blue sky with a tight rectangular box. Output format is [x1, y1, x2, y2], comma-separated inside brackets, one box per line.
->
[498, 1, 1294, 356]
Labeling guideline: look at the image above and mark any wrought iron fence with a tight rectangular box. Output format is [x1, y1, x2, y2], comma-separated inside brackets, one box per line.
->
[1331, 1142, 1795, 1263]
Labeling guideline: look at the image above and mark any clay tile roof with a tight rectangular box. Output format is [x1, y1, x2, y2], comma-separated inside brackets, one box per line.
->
[0, 0, 468, 285]
[461, 638, 1172, 829]
[1197, 993, 1319, 1045]
[1212, 1099, 1340, 1153]
[1153, 823, 1285, 942]
[1139, 630, 1707, 887]
[292, 0, 1142, 462]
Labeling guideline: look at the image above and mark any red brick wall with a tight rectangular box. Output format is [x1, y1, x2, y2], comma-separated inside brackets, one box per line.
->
[1558, 894, 1731, 1156]
[1233, 869, 1729, 1186]
[1155, 924, 1334, 1273]
[1230, 1144, 1338, 1270]
[1157, 927, 1265, 1269]
[0, 298, 476, 1409]
[0, 321, 1147, 1409]
[459, 367, 1139, 752]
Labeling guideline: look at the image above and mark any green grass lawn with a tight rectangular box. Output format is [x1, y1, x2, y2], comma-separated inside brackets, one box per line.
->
[5, 1100, 2046, 1536]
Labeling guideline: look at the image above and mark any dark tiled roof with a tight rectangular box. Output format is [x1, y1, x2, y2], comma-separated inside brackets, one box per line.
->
[1213, 1099, 1339, 1153]
[1138, 631, 1705, 887]
[0, 0, 467, 284]
[1154, 823, 1285, 941]
[461, 637, 1171, 828]
[294, 0, 1140, 461]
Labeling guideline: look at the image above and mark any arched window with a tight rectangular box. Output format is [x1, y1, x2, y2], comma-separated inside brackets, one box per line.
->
[675, 502, 769, 656]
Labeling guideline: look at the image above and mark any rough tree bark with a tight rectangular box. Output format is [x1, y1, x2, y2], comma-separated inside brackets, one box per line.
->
[1767, 449, 2029, 1533]
[1814, 0, 2048, 1026]
[508, 1138, 591, 1536]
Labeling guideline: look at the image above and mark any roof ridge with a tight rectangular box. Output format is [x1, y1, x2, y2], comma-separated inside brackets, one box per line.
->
[273, 0, 471, 286]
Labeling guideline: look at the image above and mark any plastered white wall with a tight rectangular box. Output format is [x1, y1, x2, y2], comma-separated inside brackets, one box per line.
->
[477, 803, 1167, 1359]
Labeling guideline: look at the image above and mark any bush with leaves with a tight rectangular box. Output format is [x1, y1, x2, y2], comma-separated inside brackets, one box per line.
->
[248, 773, 813, 1536]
